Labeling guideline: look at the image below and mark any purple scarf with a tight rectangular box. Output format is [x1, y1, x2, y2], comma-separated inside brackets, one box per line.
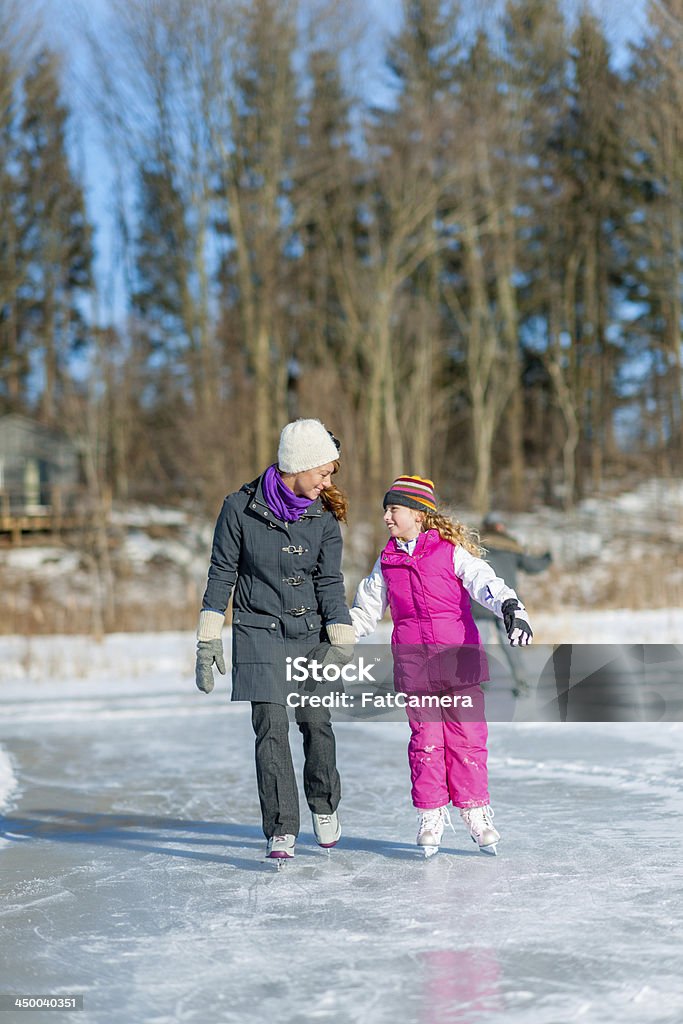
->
[261, 464, 313, 522]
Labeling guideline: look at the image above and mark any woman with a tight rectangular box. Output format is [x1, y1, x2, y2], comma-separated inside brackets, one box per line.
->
[195, 419, 355, 861]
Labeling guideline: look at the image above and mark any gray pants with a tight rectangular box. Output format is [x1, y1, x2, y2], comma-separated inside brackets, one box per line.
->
[251, 701, 341, 839]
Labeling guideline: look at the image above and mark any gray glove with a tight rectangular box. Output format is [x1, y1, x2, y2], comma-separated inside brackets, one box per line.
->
[195, 639, 226, 693]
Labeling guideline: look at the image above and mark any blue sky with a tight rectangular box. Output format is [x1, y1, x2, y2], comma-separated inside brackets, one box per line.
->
[40, 0, 649, 326]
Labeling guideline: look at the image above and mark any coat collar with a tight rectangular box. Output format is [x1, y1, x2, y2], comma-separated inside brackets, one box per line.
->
[396, 529, 431, 555]
[244, 473, 323, 521]
[383, 529, 438, 561]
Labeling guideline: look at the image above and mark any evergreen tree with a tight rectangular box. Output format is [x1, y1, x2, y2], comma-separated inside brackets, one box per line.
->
[386, 0, 462, 114]
[0, 47, 28, 410]
[503, 0, 575, 502]
[560, 9, 630, 488]
[133, 163, 190, 358]
[290, 47, 360, 395]
[19, 48, 92, 424]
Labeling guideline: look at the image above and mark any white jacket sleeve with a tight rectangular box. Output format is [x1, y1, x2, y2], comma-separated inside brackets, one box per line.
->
[349, 556, 388, 639]
[453, 545, 522, 618]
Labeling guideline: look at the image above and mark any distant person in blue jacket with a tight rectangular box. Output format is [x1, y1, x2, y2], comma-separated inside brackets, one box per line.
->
[472, 514, 552, 695]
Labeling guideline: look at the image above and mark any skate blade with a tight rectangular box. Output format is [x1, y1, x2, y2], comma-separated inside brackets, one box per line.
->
[422, 845, 439, 858]
[471, 837, 498, 856]
[265, 857, 291, 870]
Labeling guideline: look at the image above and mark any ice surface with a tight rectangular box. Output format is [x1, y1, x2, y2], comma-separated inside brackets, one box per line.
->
[1, 634, 683, 1023]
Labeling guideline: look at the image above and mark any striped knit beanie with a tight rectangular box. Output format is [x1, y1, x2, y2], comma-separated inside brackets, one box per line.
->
[383, 475, 436, 512]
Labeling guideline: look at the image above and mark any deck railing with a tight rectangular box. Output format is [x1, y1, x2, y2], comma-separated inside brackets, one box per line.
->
[0, 486, 107, 543]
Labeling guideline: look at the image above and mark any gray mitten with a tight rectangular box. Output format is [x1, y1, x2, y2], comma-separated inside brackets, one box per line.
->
[317, 622, 356, 667]
[303, 624, 356, 691]
[195, 639, 226, 694]
[306, 642, 349, 670]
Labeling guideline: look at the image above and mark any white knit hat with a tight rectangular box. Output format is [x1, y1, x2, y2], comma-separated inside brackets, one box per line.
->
[277, 419, 340, 473]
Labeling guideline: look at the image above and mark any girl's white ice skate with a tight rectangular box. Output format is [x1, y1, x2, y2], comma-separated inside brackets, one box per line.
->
[416, 806, 453, 858]
[460, 805, 500, 855]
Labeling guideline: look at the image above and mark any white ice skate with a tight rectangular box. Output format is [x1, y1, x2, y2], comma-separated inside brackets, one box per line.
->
[416, 806, 453, 858]
[460, 805, 500, 855]
[312, 811, 341, 848]
[265, 834, 296, 865]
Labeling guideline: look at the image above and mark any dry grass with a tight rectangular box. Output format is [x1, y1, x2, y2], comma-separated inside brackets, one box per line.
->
[526, 550, 682, 614]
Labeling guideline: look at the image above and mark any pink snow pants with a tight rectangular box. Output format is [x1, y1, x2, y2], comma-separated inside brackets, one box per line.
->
[407, 702, 489, 810]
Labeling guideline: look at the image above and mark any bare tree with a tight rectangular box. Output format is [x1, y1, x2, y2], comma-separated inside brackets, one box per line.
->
[208, 0, 299, 468]
[85, 0, 226, 432]
[440, 30, 522, 514]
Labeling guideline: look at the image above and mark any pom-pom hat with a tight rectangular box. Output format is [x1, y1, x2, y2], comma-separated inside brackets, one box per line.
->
[277, 418, 340, 474]
[383, 475, 436, 512]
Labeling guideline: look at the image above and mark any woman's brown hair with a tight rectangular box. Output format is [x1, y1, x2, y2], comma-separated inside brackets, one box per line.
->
[320, 462, 348, 523]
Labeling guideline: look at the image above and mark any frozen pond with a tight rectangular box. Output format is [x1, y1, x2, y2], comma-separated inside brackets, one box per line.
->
[1, 665, 682, 1023]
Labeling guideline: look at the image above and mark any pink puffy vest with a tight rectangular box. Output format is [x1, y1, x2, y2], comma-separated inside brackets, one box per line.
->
[381, 530, 488, 691]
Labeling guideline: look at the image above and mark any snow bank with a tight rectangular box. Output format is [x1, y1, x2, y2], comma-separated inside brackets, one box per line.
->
[0, 631, 194, 692]
[0, 609, 679, 698]
[0, 546, 82, 575]
[532, 607, 683, 644]
[0, 748, 16, 808]
[0, 745, 18, 847]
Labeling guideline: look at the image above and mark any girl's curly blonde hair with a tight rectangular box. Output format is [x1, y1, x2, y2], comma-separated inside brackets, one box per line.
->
[419, 507, 484, 556]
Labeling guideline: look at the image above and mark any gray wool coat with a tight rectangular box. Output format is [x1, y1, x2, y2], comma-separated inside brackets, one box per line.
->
[201, 473, 352, 704]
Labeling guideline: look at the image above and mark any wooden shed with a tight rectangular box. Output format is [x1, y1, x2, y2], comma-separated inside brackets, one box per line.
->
[0, 415, 82, 539]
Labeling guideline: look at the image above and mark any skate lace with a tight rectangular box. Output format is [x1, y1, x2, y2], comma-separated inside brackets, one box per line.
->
[273, 835, 289, 843]
[316, 815, 333, 826]
[463, 805, 495, 834]
[417, 807, 453, 836]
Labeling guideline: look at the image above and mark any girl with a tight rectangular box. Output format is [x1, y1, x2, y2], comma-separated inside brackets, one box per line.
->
[350, 475, 532, 857]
